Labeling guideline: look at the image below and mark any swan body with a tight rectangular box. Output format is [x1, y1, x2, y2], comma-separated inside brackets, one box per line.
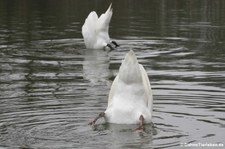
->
[104, 50, 153, 124]
[82, 4, 115, 50]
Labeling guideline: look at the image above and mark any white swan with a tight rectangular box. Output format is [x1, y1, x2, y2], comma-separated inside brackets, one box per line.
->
[82, 4, 119, 50]
[89, 50, 153, 130]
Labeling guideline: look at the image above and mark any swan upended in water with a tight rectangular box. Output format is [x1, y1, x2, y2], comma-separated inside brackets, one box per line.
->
[82, 4, 119, 50]
[89, 50, 153, 130]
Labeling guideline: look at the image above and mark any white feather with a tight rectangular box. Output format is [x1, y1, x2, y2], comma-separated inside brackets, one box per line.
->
[105, 50, 153, 124]
[82, 4, 113, 49]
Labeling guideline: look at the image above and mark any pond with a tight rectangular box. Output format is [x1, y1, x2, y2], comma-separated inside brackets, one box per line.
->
[0, 0, 225, 148]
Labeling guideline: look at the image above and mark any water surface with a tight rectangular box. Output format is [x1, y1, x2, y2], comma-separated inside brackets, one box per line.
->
[0, 0, 225, 148]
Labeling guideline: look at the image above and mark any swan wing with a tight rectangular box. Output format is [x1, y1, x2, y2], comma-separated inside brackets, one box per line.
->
[97, 4, 112, 32]
[108, 74, 119, 107]
[82, 11, 98, 47]
[139, 64, 153, 112]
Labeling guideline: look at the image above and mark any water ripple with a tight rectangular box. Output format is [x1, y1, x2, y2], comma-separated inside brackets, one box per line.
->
[1, 1, 225, 148]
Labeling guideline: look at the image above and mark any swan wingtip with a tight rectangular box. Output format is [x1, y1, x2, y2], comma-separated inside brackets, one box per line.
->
[107, 3, 113, 12]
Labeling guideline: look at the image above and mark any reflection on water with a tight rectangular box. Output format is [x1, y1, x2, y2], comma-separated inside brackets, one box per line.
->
[83, 49, 111, 85]
[1, 0, 225, 148]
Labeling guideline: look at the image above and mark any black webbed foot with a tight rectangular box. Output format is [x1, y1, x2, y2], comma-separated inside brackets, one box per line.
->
[111, 41, 119, 48]
[106, 44, 115, 51]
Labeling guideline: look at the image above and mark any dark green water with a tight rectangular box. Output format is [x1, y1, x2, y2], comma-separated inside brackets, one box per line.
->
[0, 0, 225, 148]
